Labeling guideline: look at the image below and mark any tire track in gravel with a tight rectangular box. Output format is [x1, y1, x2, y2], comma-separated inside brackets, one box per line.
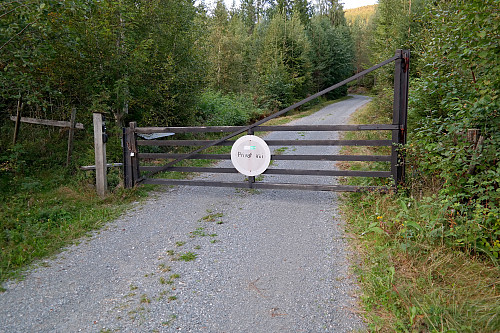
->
[0, 95, 371, 333]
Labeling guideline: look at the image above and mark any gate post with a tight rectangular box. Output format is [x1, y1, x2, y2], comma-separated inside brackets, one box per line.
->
[391, 49, 410, 189]
[123, 122, 139, 188]
[123, 126, 133, 188]
[93, 112, 107, 197]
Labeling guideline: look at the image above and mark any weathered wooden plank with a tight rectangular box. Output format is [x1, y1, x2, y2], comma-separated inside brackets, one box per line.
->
[13, 98, 23, 145]
[10, 116, 85, 129]
[93, 113, 107, 197]
[134, 124, 398, 134]
[66, 107, 77, 167]
[80, 163, 123, 171]
[139, 153, 391, 162]
[137, 139, 392, 147]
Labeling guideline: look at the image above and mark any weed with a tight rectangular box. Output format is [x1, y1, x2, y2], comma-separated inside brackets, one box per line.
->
[140, 294, 151, 304]
[168, 295, 177, 301]
[178, 252, 197, 262]
[129, 284, 138, 291]
[190, 227, 207, 238]
[175, 241, 186, 247]
[159, 277, 167, 285]
[199, 212, 223, 222]
[158, 263, 171, 273]
[162, 314, 177, 327]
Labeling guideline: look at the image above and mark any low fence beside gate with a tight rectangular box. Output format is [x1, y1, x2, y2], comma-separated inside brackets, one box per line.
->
[123, 50, 409, 192]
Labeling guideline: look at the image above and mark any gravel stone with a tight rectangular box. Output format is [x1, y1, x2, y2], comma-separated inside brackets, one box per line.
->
[0, 95, 371, 332]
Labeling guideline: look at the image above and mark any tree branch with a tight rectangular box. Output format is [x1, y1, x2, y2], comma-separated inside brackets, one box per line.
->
[0, 19, 37, 52]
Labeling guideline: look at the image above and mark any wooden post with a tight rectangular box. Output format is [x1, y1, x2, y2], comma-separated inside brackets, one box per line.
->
[391, 49, 410, 189]
[93, 113, 107, 197]
[13, 96, 23, 145]
[66, 107, 77, 167]
[467, 129, 481, 145]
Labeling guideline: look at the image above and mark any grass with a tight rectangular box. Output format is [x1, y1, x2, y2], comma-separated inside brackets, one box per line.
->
[340, 99, 500, 332]
[199, 212, 223, 223]
[178, 252, 197, 262]
[0, 178, 149, 283]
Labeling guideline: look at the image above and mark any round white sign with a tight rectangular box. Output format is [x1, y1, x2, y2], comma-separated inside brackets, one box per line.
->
[231, 135, 271, 177]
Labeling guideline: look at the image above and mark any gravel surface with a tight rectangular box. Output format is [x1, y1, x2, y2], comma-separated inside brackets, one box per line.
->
[0, 95, 371, 333]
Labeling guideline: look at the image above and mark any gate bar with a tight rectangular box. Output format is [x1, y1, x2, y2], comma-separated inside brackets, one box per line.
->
[141, 54, 400, 179]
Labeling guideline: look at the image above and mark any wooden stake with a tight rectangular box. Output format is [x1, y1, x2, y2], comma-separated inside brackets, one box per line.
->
[13, 96, 23, 145]
[66, 107, 77, 167]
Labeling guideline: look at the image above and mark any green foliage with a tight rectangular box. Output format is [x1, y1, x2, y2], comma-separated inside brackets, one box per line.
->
[206, 2, 251, 94]
[257, 12, 312, 109]
[344, 192, 500, 332]
[0, 0, 205, 127]
[309, 16, 354, 99]
[408, 0, 500, 259]
[341, 93, 500, 332]
[196, 90, 263, 126]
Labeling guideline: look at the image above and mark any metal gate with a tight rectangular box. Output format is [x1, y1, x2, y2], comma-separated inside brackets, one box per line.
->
[123, 50, 409, 192]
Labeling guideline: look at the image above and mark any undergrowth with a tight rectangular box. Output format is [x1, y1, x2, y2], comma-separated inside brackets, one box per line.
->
[341, 99, 500, 332]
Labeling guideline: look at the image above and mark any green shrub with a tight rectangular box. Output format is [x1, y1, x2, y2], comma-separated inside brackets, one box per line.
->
[196, 90, 263, 126]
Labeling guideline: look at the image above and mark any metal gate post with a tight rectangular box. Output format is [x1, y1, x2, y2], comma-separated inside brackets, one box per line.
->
[123, 127, 133, 188]
[129, 122, 140, 185]
[391, 49, 410, 189]
[247, 128, 255, 188]
[123, 122, 139, 188]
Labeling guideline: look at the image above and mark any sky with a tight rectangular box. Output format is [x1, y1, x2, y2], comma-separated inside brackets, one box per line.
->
[341, 0, 378, 10]
[214, 0, 378, 11]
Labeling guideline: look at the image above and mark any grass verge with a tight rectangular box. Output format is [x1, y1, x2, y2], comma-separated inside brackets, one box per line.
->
[340, 102, 500, 332]
[0, 174, 150, 284]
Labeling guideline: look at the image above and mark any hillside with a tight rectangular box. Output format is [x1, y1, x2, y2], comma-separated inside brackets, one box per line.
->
[344, 4, 377, 23]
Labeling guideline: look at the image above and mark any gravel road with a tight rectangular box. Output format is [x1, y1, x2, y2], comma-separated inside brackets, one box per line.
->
[0, 95, 371, 332]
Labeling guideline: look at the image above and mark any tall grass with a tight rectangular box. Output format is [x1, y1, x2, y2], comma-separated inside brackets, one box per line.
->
[340, 101, 500, 332]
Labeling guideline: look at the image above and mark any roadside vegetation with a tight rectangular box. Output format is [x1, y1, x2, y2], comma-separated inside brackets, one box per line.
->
[343, 0, 499, 331]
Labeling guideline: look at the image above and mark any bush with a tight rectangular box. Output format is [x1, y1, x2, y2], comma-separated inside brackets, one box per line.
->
[196, 90, 263, 126]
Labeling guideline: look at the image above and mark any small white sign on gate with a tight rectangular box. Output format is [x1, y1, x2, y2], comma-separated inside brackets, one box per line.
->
[231, 135, 271, 177]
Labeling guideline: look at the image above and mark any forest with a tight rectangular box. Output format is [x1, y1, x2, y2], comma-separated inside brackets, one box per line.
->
[1, 0, 499, 331]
